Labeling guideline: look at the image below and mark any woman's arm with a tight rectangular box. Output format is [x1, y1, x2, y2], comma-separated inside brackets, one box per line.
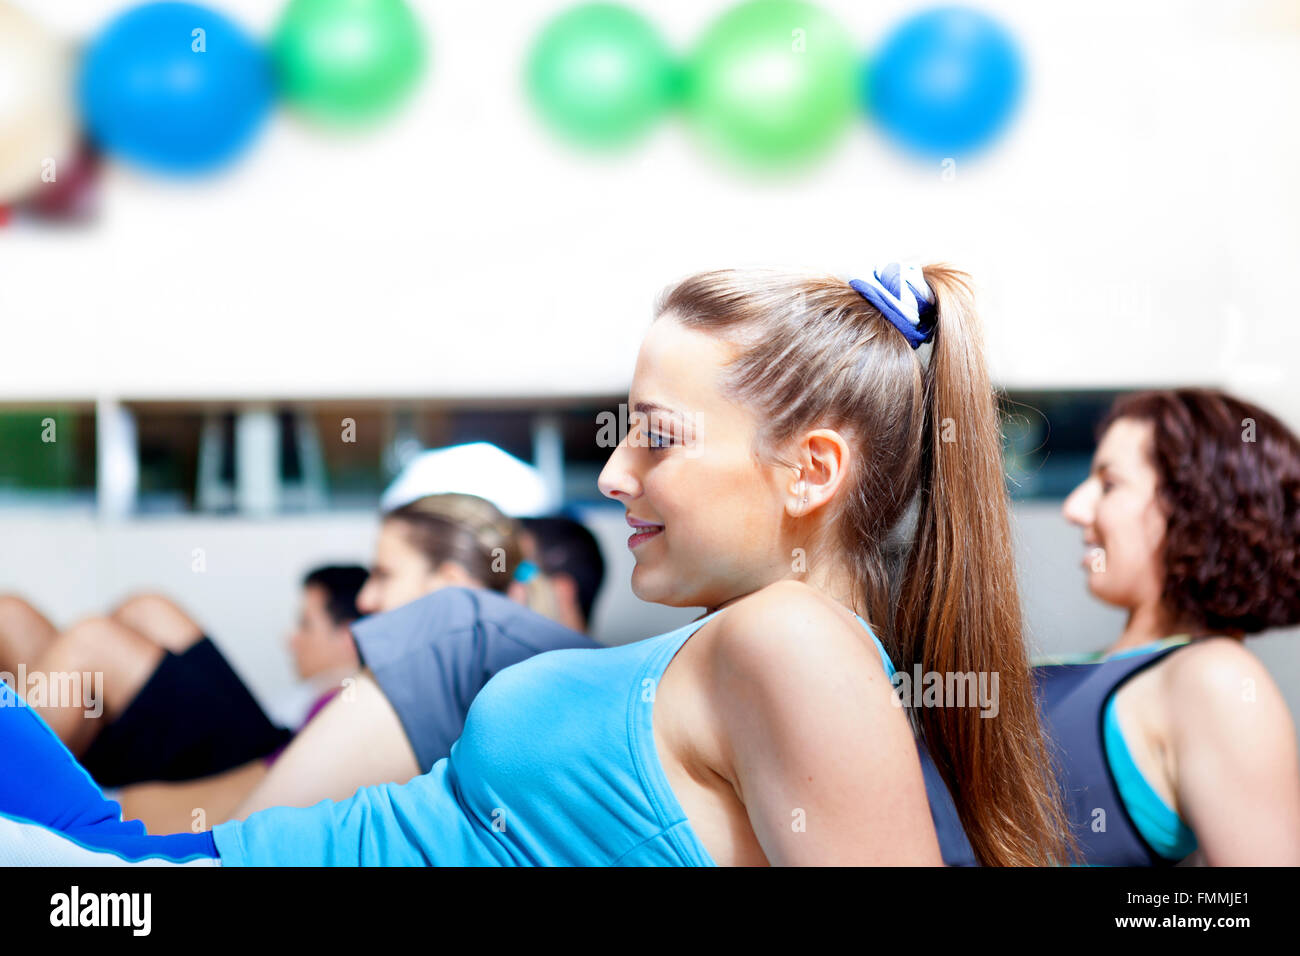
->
[212, 764, 459, 866]
[0, 813, 218, 867]
[706, 582, 942, 866]
[0, 679, 216, 862]
[232, 669, 419, 819]
[116, 759, 269, 833]
[1168, 638, 1300, 865]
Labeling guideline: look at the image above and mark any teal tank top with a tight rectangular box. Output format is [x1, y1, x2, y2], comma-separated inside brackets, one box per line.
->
[213, 606, 897, 866]
[1100, 643, 1198, 860]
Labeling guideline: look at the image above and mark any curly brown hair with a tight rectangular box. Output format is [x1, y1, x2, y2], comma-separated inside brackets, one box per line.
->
[1098, 388, 1300, 635]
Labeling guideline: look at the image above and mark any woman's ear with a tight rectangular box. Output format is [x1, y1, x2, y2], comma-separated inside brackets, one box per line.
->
[790, 428, 851, 515]
[549, 573, 579, 609]
[545, 573, 584, 625]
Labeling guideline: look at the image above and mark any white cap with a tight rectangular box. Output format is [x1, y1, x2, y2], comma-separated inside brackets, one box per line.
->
[379, 442, 550, 517]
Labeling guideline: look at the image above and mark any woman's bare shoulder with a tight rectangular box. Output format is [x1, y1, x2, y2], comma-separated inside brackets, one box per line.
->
[704, 580, 893, 699]
[1159, 636, 1295, 744]
[1160, 636, 1279, 698]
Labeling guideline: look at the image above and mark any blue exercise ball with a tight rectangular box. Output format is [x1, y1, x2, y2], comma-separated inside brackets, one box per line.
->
[867, 6, 1023, 158]
[79, 2, 274, 174]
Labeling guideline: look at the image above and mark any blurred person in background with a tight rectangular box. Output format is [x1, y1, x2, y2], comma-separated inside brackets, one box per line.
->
[283, 566, 372, 719]
[0, 564, 366, 859]
[230, 504, 605, 821]
[0, 495, 602, 855]
[1042, 388, 1300, 865]
[354, 493, 558, 621]
[517, 514, 607, 633]
[0, 494, 570, 788]
[117, 495, 601, 832]
[112, 565, 369, 829]
[0, 592, 296, 788]
[0, 564, 364, 780]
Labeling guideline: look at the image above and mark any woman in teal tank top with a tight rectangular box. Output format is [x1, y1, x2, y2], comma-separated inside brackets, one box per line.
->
[1056, 389, 1300, 865]
[214, 263, 1075, 866]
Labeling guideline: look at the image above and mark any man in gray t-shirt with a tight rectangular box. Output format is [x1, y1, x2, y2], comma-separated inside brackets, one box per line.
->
[352, 587, 599, 772]
[230, 587, 598, 818]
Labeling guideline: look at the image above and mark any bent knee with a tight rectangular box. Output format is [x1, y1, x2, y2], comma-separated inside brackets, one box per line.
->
[56, 616, 126, 660]
[47, 617, 164, 692]
[0, 594, 41, 624]
[110, 594, 202, 650]
[111, 592, 178, 623]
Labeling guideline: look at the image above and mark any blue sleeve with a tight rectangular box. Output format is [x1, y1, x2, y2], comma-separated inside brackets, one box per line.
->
[212, 758, 495, 866]
[0, 679, 217, 863]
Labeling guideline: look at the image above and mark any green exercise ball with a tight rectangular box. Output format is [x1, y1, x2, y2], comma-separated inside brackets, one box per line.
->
[273, 0, 426, 126]
[526, 3, 677, 149]
[684, 0, 856, 170]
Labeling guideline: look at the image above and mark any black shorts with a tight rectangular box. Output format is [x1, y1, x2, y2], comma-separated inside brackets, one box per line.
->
[78, 636, 293, 788]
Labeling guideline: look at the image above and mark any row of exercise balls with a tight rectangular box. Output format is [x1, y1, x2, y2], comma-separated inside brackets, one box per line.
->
[526, 1, 1024, 168]
[79, 0, 425, 175]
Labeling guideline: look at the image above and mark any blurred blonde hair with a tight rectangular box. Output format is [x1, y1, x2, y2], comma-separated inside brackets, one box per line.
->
[385, 492, 560, 621]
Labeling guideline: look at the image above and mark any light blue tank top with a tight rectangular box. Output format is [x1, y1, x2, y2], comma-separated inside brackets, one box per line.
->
[213, 606, 897, 866]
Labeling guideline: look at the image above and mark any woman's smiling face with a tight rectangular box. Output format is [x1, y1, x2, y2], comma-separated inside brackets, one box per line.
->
[597, 315, 796, 610]
[1062, 417, 1169, 613]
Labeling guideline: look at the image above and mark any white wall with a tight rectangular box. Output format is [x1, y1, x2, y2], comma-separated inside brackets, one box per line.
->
[2, 0, 1297, 427]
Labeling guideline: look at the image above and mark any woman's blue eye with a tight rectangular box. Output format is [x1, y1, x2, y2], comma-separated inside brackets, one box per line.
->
[648, 431, 672, 450]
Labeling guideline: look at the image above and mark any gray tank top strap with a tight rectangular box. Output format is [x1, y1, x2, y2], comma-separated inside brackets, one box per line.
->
[916, 737, 979, 866]
[1035, 642, 1194, 865]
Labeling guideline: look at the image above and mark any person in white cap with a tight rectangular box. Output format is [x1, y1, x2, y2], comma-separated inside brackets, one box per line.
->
[380, 441, 552, 517]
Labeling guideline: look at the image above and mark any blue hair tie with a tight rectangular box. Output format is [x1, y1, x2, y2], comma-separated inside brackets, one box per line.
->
[849, 262, 937, 349]
[513, 559, 539, 583]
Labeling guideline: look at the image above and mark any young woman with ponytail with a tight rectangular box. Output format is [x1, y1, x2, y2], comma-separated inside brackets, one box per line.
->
[5, 263, 1072, 866]
[613, 263, 1071, 866]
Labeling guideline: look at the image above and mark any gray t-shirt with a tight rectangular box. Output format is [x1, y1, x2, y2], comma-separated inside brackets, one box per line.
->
[351, 587, 600, 773]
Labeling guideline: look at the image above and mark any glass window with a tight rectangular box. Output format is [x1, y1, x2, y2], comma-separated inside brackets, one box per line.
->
[0, 407, 96, 508]
[0, 391, 1130, 514]
[1000, 391, 1124, 500]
